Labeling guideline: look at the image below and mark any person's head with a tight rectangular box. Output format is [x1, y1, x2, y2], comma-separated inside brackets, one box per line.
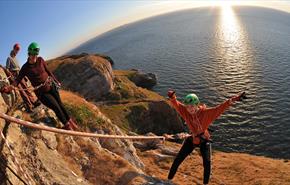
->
[13, 43, 20, 55]
[184, 93, 200, 107]
[184, 93, 200, 114]
[28, 42, 40, 63]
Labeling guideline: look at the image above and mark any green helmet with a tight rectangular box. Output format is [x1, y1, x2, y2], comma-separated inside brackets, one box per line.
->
[28, 42, 40, 55]
[184, 93, 200, 105]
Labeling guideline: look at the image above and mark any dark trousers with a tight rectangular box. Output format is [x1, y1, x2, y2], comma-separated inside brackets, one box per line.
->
[168, 136, 212, 184]
[38, 85, 70, 125]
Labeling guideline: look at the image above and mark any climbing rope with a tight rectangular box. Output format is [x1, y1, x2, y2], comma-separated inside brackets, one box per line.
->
[0, 131, 34, 185]
[11, 76, 52, 92]
[0, 76, 53, 93]
[0, 112, 165, 140]
[0, 76, 12, 83]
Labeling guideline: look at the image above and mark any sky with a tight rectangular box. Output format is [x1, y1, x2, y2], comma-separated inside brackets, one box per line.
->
[0, 0, 290, 66]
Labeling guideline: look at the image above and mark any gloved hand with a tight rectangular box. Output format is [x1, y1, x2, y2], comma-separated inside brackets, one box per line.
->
[163, 134, 174, 140]
[53, 80, 61, 90]
[167, 90, 176, 99]
[0, 85, 13, 94]
[232, 92, 247, 102]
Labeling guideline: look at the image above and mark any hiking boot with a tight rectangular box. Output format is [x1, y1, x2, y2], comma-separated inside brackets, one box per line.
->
[69, 118, 79, 130]
[33, 100, 41, 108]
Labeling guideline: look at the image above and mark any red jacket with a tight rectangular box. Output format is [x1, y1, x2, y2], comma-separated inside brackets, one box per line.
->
[169, 94, 240, 144]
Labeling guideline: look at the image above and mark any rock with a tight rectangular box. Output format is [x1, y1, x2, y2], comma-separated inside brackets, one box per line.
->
[95, 54, 114, 65]
[127, 101, 184, 135]
[47, 55, 114, 100]
[0, 116, 146, 185]
[0, 66, 16, 108]
[129, 70, 157, 89]
[41, 131, 57, 150]
[30, 104, 61, 128]
[158, 145, 179, 156]
[98, 124, 145, 170]
[152, 151, 174, 162]
[133, 133, 163, 151]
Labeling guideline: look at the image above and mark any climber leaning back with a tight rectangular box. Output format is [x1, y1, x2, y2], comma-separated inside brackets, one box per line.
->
[1, 42, 78, 130]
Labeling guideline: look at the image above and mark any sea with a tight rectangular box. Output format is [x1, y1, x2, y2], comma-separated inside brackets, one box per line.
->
[69, 6, 290, 159]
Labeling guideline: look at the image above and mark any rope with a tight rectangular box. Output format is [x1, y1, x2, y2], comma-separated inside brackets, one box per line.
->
[1, 76, 52, 92]
[12, 83, 42, 92]
[12, 76, 52, 92]
[0, 76, 12, 82]
[0, 113, 165, 140]
[0, 132, 33, 185]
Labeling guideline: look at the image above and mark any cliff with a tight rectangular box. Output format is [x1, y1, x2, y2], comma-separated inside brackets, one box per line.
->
[47, 54, 185, 135]
[0, 54, 289, 185]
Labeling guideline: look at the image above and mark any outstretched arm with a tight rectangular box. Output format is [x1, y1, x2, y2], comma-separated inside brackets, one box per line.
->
[202, 92, 245, 127]
[168, 91, 189, 119]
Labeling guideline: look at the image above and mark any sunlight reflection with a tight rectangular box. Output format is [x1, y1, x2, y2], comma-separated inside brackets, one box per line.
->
[211, 5, 255, 95]
[220, 5, 239, 45]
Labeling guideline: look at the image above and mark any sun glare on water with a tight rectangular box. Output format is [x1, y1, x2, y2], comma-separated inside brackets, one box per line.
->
[220, 3, 238, 43]
[211, 0, 255, 88]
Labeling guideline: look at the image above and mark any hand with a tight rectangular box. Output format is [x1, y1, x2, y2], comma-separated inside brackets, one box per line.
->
[177, 133, 191, 139]
[163, 134, 174, 140]
[232, 92, 246, 102]
[0, 85, 13, 94]
[54, 81, 61, 88]
[167, 90, 176, 99]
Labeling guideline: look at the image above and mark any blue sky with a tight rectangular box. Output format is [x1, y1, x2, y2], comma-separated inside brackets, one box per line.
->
[0, 1, 153, 66]
[0, 0, 290, 66]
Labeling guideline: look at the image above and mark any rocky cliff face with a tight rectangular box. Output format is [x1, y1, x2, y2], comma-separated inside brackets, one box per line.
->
[0, 65, 170, 185]
[0, 67, 15, 109]
[0, 89, 169, 185]
[47, 55, 185, 136]
[47, 54, 114, 100]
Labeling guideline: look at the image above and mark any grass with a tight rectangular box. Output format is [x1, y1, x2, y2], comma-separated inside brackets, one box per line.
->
[99, 104, 132, 132]
[60, 90, 109, 131]
[64, 103, 106, 130]
[102, 70, 164, 102]
[126, 103, 149, 132]
[99, 103, 148, 133]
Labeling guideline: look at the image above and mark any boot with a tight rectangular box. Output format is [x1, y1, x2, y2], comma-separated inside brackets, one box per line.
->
[33, 99, 42, 108]
[68, 118, 79, 130]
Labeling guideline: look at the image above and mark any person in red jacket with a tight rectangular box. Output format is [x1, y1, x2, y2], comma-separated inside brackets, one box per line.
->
[167, 90, 246, 185]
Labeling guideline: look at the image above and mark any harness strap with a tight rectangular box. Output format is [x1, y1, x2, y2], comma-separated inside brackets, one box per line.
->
[194, 132, 213, 143]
